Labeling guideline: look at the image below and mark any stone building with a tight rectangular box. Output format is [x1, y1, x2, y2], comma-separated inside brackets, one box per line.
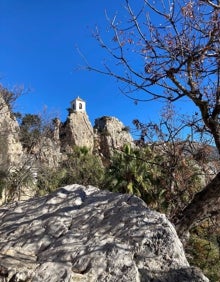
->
[71, 96, 86, 112]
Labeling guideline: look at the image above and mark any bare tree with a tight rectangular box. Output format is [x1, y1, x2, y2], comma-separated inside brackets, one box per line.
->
[0, 85, 23, 113]
[83, 0, 220, 236]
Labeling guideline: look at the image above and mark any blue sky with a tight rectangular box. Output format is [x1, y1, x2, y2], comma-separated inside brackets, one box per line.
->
[0, 0, 194, 137]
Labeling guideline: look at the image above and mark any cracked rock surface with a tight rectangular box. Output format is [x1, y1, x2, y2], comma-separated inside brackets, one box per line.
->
[0, 184, 208, 281]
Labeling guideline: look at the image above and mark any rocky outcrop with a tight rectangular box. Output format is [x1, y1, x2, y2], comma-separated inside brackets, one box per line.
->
[60, 111, 94, 152]
[34, 136, 62, 168]
[94, 116, 134, 160]
[60, 114, 134, 160]
[0, 96, 23, 171]
[0, 184, 208, 282]
[0, 91, 134, 169]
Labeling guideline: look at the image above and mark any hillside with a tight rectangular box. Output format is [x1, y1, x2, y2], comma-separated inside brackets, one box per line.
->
[0, 92, 219, 280]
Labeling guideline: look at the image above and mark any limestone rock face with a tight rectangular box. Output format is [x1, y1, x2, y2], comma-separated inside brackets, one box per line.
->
[61, 111, 94, 152]
[33, 136, 62, 168]
[0, 96, 23, 170]
[0, 184, 208, 282]
[94, 116, 134, 159]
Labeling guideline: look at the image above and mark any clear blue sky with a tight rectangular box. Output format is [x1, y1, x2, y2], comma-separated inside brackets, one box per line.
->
[0, 0, 194, 136]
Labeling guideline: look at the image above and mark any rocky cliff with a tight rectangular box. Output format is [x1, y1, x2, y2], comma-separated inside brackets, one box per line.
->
[0, 184, 208, 282]
[0, 94, 133, 170]
[59, 113, 133, 157]
[60, 111, 94, 152]
[94, 116, 133, 160]
[0, 96, 23, 171]
[0, 93, 135, 203]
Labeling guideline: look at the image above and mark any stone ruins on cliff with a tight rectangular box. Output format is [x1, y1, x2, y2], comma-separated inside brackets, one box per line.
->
[0, 184, 208, 282]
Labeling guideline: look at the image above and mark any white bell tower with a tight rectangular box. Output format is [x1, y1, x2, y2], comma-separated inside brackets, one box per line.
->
[71, 96, 86, 112]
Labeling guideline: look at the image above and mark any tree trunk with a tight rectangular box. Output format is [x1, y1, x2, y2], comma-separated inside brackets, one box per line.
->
[174, 171, 220, 237]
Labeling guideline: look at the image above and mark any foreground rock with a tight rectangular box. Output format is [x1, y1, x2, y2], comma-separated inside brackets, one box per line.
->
[0, 185, 208, 282]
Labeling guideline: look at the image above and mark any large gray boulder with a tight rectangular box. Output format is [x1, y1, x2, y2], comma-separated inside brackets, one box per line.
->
[0, 185, 208, 282]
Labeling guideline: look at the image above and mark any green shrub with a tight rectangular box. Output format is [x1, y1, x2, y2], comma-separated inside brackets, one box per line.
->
[36, 146, 105, 195]
[0, 167, 35, 202]
[103, 143, 204, 217]
[36, 167, 66, 195]
[60, 146, 104, 187]
[186, 222, 220, 282]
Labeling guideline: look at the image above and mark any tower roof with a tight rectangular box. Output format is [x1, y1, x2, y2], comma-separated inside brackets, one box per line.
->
[71, 96, 85, 103]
